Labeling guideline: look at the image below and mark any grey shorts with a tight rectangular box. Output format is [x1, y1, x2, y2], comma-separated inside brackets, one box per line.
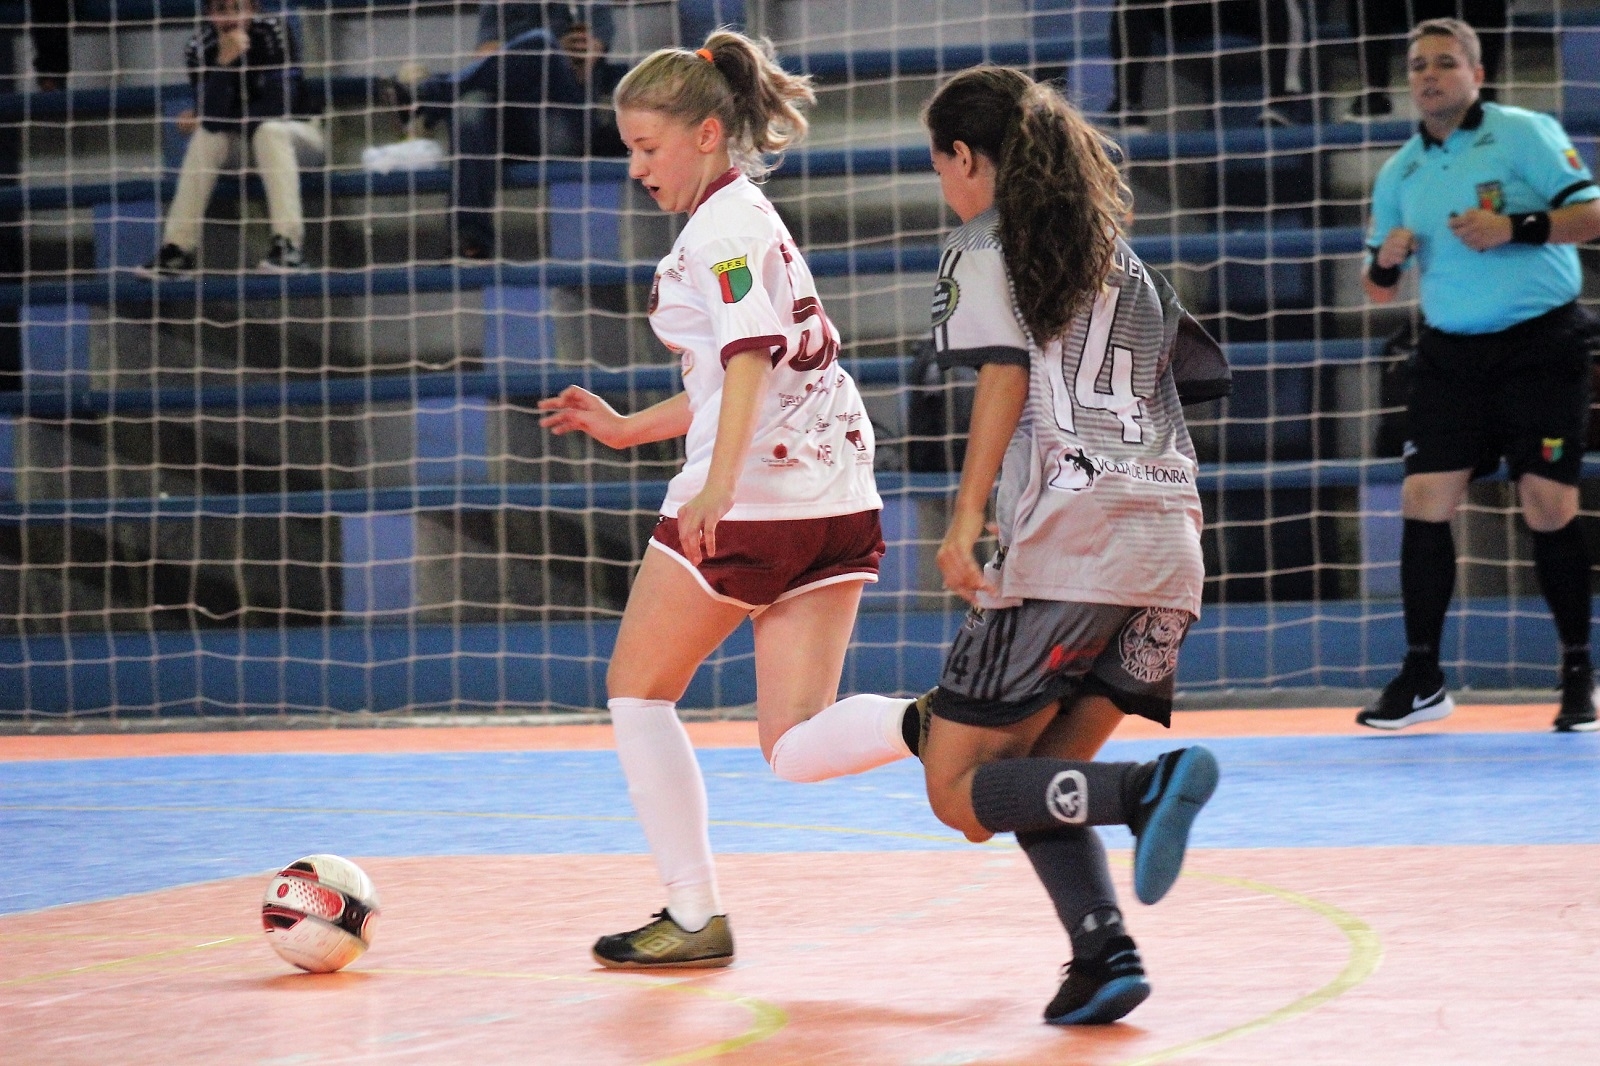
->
[929, 600, 1194, 729]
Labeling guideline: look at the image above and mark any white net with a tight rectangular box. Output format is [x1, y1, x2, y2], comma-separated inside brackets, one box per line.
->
[1, 0, 1597, 723]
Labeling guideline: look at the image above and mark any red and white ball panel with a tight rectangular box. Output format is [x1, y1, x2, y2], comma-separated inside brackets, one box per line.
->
[260, 854, 380, 973]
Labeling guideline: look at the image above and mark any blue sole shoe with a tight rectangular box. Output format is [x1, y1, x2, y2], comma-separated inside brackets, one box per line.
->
[1133, 745, 1220, 905]
[1045, 974, 1151, 1025]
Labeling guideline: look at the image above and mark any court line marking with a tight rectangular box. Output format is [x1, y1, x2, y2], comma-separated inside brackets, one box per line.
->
[1, 805, 1381, 1064]
[0, 935, 251, 988]
[363, 967, 787, 1066]
[1116, 869, 1382, 1066]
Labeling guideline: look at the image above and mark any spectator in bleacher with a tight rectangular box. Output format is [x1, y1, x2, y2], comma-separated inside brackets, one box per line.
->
[1105, 0, 1312, 130]
[1105, 0, 1165, 132]
[28, 0, 69, 92]
[397, 1, 628, 260]
[138, 0, 322, 276]
[1359, 19, 1600, 733]
[1347, 0, 1509, 119]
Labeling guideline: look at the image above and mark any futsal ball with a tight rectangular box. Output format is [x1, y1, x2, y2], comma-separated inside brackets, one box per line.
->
[261, 854, 380, 973]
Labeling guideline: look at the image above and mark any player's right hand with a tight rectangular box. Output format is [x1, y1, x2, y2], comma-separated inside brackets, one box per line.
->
[1376, 227, 1416, 269]
[537, 386, 631, 449]
[936, 510, 991, 607]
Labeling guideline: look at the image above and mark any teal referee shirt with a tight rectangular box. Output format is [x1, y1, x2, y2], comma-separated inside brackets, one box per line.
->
[1366, 101, 1599, 335]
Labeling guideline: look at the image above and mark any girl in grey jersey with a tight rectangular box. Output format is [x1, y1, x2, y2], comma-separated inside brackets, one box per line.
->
[912, 66, 1220, 1027]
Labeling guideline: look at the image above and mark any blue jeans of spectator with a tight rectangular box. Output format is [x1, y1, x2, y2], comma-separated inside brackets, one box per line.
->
[416, 29, 588, 251]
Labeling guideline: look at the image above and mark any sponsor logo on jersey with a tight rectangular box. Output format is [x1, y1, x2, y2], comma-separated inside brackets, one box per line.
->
[1473, 131, 1496, 148]
[1049, 448, 1099, 492]
[1046, 770, 1089, 824]
[1544, 437, 1565, 463]
[930, 276, 960, 327]
[648, 274, 661, 315]
[778, 392, 806, 410]
[761, 443, 800, 468]
[1476, 181, 1504, 213]
[712, 255, 753, 303]
[1567, 147, 1585, 171]
[844, 428, 870, 463]
[1118, 607, 1189, 684]
[1048, 449, 1192, 493]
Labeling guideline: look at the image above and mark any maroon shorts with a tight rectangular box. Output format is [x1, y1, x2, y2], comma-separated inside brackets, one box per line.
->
[650, 510, 884, 611]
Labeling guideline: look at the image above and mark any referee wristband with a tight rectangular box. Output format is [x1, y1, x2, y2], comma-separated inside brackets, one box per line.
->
[1367, 261, 1401, 287]
[1508, 211, 1552, 245]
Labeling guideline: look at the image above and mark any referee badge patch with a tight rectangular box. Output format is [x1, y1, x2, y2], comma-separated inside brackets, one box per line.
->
[711, 256, 752, 303]
[1544, 438, 1565, 463]
[1476, 181, 1504, 213]
[1566, 147, 1585, 171]
[1119, 607, 1189, 684]
[930, 276, 960, 326]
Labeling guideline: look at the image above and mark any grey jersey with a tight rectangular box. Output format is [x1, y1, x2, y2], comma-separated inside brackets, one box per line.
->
[931, 210, 1204, 616]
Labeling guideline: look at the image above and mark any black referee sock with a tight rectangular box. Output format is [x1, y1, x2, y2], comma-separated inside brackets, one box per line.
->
[1016, 826, 1123, 959]
[1531, 520, 1593, 651]
[1401, 519, 1456, 661]
[970, 758, 1142, 835]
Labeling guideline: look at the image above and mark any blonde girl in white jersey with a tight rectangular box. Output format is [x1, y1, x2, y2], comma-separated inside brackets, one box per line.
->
[537, 29, 915, 970]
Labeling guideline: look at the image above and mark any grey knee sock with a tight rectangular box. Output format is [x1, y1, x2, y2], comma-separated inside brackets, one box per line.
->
[1016, 825, 1124, 959]
[971, 758, 1145, 834]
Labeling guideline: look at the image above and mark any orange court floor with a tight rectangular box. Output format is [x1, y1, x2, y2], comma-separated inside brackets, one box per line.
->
[3, 704, 1597, 1065]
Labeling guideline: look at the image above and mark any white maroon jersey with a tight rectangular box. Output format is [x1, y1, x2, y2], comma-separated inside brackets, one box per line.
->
[648, 170, 881, 521]
[932, 209, 1203, 615]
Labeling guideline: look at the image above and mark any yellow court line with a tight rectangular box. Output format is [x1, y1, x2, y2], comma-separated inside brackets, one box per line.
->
[2, 804, 1378, 1064]
[0, 803, 978, 848]
[1118, 870, 1382, 1066]
[360, 967, 788, 1066]
[0, 935, 251, 988]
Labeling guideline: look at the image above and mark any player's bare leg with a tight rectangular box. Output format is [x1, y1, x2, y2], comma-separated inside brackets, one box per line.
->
[752, 580, 916, 781]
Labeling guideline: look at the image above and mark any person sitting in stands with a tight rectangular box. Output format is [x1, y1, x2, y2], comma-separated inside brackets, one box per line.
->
[139, 0, 322, 276]
[395, 1, 628, 260]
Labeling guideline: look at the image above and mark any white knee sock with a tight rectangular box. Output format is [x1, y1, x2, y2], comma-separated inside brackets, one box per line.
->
[608, 697, 722, 931]
[767, 693, 913, 783]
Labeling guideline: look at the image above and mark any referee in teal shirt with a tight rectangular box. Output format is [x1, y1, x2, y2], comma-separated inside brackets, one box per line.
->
[1361, 17, 1600, 733]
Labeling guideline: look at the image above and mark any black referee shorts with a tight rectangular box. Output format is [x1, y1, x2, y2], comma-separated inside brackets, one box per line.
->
[1405, 302, 1596, 485]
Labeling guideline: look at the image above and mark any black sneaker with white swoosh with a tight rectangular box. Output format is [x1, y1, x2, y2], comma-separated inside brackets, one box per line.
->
[1357, 657, 1454, 730]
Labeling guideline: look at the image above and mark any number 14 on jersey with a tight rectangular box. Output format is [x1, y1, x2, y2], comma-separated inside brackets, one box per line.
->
[1049, 285, 1146, 444]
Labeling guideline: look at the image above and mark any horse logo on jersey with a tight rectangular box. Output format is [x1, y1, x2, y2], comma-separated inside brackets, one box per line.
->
[930, 277, 959, 326]
[1118, 607, 1189, 684]
[1475, 181, 1504, 213]
[711, 256, 753, 303]
[1046, 770, 1089, 825]
[1048, 447, 1099, 492]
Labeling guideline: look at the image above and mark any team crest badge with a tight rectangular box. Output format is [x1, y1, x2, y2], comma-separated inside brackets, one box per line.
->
[1118, 607, 1190, 684]
[1475, 181, 1504, 213]
[711, 256, 752, 303]
[1543, 437, 1565, 463]
[1566, 147, 1585, 172]
[930, 276, 959, 326]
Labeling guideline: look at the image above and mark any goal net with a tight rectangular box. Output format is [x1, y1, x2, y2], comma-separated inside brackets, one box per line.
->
[1, 0, 1596, 723]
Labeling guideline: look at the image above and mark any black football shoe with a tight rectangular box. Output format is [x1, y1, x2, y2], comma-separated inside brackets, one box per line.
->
[1554, 661, 1599, 733]
[1357, 657, 1453, 730]
[1043, 934, 1151, 1025]
[592, 910, 734, 970]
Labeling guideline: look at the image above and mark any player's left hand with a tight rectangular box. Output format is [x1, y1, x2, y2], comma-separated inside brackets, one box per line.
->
[675, 484, 734, 567]
[1449, 208, 1513, 252]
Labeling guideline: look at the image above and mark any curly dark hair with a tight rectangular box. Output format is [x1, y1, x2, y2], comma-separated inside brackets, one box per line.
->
[923, 67, 1132, 344]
